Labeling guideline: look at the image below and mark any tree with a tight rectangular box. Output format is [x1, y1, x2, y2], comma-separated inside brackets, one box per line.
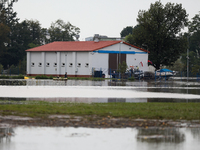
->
[117, 61, 128, 79]
[188, 12, 200, 58]
[181, 51, 199, 76]
[0, 3, 10, 68]
[181, 12, 200, 75]
[128, 1, 188, 70]
[0, 0, 19, 68]
[47, 19, 80, 42]
[8, 20, 45, 66]
[120, 26, 133, 38]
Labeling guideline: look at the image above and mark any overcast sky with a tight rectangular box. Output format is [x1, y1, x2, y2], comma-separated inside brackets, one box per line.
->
[13, 0, 200, 41]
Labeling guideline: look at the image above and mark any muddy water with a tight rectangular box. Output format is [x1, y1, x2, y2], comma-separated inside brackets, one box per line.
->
[0, 127, 200, 150]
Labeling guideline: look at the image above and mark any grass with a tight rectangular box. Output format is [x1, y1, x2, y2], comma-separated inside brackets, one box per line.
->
[0, 101, 200, 120]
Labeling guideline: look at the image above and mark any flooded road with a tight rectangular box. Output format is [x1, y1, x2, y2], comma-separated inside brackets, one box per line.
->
[0, 126, 200, 150]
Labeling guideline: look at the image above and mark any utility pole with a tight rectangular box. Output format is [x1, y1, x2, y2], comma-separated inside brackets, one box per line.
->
[187, 36, 189, 83]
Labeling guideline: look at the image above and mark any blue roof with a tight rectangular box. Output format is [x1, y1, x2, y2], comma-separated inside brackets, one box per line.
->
[158, 69, 173, 72]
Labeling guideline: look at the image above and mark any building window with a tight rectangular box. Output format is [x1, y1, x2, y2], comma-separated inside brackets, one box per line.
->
[85, 63, 89, 67]
[77, 63, 81, 67]
[62, 63, 65, 67]
[38, 62, 42, 67]
[31, 63, 35, 67]
[46, 63, 50, 67]
[54, 63, 57, 67]
[69, 63, 73, 67]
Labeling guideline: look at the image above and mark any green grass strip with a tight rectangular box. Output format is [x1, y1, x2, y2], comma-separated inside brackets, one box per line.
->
[0, 101, 200, 120]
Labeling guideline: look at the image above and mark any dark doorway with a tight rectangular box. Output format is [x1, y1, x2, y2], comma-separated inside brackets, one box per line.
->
[109, 53, 126, 74]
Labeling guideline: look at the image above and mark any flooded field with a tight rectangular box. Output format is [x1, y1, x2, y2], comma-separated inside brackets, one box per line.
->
[0, 79, 200, 103]
[0, 126, 200, 150]
[0, 79, 200, 150]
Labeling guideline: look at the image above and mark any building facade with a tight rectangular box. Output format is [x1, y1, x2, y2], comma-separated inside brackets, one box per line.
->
[26, 41, 148, 78]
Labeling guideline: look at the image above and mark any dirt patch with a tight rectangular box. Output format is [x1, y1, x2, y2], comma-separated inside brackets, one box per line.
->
[0, 115, 200, 128]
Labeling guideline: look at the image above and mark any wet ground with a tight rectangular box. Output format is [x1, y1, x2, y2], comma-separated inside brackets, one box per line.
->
[1, 79, 200, 149]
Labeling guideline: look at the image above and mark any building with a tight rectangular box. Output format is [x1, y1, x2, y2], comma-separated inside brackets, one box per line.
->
[85, 34, 122, 41]
[26, 40, 148, 78]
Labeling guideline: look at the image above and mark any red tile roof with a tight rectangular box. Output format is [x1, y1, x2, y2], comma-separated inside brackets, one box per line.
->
[26, 41, 148, 52]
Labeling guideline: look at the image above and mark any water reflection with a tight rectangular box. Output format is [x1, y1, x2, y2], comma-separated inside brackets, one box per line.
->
[0, 127, 200, 150]
[0, 79, 200, 103]
[137, 127, 185, 143]
[25, 97, 148, 103]
[0, 128, 14, 143]
[189, 128, 200, 140]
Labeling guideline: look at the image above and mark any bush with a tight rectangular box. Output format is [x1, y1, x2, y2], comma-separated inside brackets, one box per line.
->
[48, 75, 54, 79]
[128, 76, 135, 81]
[0, 75, 9, 79]
[35, 75, 50, 79]
[35, 75, 53, 79]
[11, 74, 24, 79]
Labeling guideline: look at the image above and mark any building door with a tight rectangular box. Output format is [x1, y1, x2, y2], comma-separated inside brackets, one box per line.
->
[108, 53, 126, 74]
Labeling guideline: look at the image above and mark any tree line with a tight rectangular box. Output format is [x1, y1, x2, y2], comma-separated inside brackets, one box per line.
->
[121, 1, 200, 75]
[0, 0, 80, 71]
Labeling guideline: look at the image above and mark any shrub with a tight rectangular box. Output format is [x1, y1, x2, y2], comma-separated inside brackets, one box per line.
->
[128, 76, 135, 81]
[35, 75, 49, 79]
[11, 74, 24, 79]
[0, 75, 9, 79]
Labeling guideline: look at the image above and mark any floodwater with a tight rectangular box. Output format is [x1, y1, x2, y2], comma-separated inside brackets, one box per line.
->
[1, 79, 200, 150]
[0, 126, 200, 150]
[0, 79, 200, 103]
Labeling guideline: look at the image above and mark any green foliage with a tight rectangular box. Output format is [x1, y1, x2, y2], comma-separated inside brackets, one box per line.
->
[35, 75, 51, 79]
[167, 58, 184, 72]
[181, 51, 199, 74]
[47, 19, 80, 42]
[28, 43, 40, 49]
[191, 63, 200, 75]
[117, 61, 127, 73]
[117, 61, 128, 79]
[11, 74, 24, 79]
[126, 1, 188, 69]
[9, 65, 18, 74]
[120, 26, 133, 38]
[188, 13, 200, 75]
[128, 76, 135, 81]
[0, 75, 9, 79]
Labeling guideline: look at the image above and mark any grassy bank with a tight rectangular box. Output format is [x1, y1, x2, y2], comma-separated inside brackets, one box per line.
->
[0, 101, 200, 120]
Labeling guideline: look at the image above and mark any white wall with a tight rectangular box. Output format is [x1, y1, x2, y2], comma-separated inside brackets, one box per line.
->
[89, 52, 109, 77]
[28, 52, 43, 75]
[45, 52, 57, 75]
[27, 43, 148, 77]
[95, 43, 149, 74]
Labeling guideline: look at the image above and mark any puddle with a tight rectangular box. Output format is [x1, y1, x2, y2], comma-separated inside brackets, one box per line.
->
[0, 127, 200, 150]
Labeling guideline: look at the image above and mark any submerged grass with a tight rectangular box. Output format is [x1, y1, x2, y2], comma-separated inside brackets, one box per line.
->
[0, 101, 200, 120]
